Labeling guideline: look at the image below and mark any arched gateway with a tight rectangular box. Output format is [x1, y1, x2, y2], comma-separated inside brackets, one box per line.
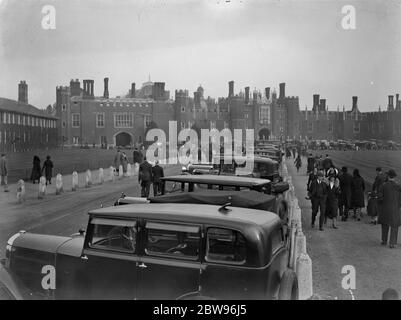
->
[114, 132, 133, 147]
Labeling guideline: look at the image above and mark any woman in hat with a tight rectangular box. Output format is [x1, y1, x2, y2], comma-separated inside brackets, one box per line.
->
[30, 155, 41, 184]
[325, 175, 341, 228]
[351, 169, 365, 221]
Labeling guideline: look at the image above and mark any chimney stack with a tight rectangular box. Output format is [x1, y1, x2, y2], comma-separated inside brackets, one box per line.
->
[228, 81, 234, 98]
[70, 79, 81, 97]
[245, 87, 250, 104]
[279, 83, 285, 99]
[265, 87, 270, 100]
[388, 95, 394, 111]
[152, 82, 165, 100]
[83, 80, 94, 99]
[320, 99, 326, 112]
[352, 96, 358, 110]
[18, 81, 28, 104]
[396, 93, 400, 109]
[103, 77, 109, 99]
[131, 83, 136, 98]
[312, 94, 320, 111]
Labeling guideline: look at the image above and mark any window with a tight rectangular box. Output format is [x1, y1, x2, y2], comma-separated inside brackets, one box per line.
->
[100, 136, 107, 145]
[144, 222, 200, 260]
[114, 113, 133, 128]
[72, 136, 80, 145]
[259, 106, 270, 125]
[22, 116, 25, 126]
[181, 106, 185, 112]
[89, 219, 137, 253]
[307, 122, 313, 133]
[62, 121, 66, 128]
[2, 113, 6, 124]
[210, 121, 216, 129]
[353, 122, 360, 133]
[72, 113, 80, 128]
[96, 113, 105, 128]
[62, 104, 66, 111]
[206, 228, 246, 264]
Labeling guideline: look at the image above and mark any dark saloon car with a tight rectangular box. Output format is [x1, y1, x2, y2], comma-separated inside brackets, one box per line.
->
[4, 203, 298, 300]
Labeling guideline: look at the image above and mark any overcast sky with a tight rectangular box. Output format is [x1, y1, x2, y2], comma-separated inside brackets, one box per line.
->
[0, 0, 400, 111]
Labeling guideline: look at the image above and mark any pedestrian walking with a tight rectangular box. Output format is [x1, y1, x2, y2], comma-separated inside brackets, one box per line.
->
[310, 171, 328, 231]
[114, 149, 122, 174]
[338, 166, 352, 221]
[0, 153, 9, 192]
[30, 155, 41, 184]
[369, 167, 387, 224]
[294, 154, 302, 172]
[307, 153, 315, 175]
[138, 156, 153, 198]
[306, 167, 318, 200]
[322, 154, 334, 176]
[41, 155, 54, 185]
[377, 169, 401, 248]
[325, 175, 340, 229]
[351, 169, 365, 221]
[152, 160, 164, 196]
[121, 152, 128, 175]
[133, 147, 142, 165]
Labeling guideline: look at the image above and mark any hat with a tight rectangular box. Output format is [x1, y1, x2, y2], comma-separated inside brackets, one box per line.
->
[387, 169, 397, 178]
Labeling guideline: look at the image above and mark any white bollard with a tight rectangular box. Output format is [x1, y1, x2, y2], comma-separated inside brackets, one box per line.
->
[72, 171, 79, 191]
[296, 253, 313, 300]
[291, 206, 302, 228]
[118, 165, 123, 178]
[127, 164, 132, 177]
[16, 180, 26, 203]
[56, 174, 63, 195]
[85, 169, 92, 187]
[110, 166, 116, 182]
[99, 168, 104, 184]
[289, 220, 297, 269]
[38, 176, 46, 199]
[293, 228, 307, 273]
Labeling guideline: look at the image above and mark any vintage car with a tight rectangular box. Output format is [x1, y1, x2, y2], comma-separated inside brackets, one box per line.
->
[160, 174, 289, 221]
[4, 203, 298, 300]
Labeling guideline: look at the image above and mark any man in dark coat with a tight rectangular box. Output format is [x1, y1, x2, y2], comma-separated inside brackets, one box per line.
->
[338, 166, 353, 221]
[133, 147, 142, 165]
[42, 155, 54, 185]
[138, 157, 153, 198]
[378, 169, 401, 248]
[152, 160, 164, 196]
[322, 154, 333, 176]
[310, 170, 328, 231]
[307, 153, 315, 174]
[369, 167, 387, 224]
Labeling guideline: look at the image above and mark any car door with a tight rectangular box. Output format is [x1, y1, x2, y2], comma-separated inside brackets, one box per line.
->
[137, 220, 202, 299]
[80, 217, 140, 299]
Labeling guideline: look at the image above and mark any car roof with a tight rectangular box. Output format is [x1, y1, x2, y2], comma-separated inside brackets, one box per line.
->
[89, 203, 280, 230]
[161, 174, 271, 186]
[212, 155, 278, 165]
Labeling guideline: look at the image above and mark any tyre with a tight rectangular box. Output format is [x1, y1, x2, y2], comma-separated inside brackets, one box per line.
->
[278, 270, 299, 300]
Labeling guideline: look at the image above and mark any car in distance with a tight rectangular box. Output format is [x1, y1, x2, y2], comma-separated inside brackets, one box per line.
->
[4, 203, 298, 300]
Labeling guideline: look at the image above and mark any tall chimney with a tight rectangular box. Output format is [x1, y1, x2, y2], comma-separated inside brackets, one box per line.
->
[18, 81, 28, 104]
[312, 94, 320, 111]
[396, 93, 400, 109]
[131, 83, 136, 98]
[70, 79, 81, 97]
[279, 83, 285, 99]
[265, 87, 270, 100]
[83, 80, 94, 99]
[245, 87, 250, 104]
[352, 96, 358, 110]
[228, 81, 234, 98]
[103, 78, 109, 99]
[320, 99, 326, 112]
[388, 95, 394, 111]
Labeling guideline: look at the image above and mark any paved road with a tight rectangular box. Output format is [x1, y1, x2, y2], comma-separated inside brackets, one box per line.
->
[0, 165, 181, 258]
[287, 158, 401, 300]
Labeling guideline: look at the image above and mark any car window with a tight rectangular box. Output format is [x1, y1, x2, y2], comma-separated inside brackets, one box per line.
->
[206, 228, 246, 264]
[144, 222, 200, 260]
[89, 220, 137, 253]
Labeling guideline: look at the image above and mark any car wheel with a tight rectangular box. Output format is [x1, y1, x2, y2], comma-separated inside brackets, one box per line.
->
[278, 270, 299, 300]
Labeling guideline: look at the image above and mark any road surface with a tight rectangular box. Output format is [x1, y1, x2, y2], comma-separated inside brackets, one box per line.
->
[287, 157, 401, 300]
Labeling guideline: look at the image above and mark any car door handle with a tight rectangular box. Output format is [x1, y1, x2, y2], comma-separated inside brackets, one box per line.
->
[138, 262, 147, 269]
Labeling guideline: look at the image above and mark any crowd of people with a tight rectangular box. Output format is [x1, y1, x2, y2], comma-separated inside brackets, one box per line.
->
[300, 152, 401, 248]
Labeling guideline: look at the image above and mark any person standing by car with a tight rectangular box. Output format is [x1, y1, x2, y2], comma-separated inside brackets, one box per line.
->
[30, 155, 41, 184]
[294, 154, 302, 172]
[378, 169, 401, 249]
[0, 153, 8, 192]
[338, 166, 353, 221]
[310, 171, 328, 231]
[41, 155, 54, 185]
[369, 167, 387, 225]
[138, 156, 153, 198]
[152, 160, 164, 196]
[351, 169, 365, 221]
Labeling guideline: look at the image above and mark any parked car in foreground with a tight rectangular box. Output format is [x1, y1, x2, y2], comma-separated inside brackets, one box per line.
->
[4, 203, 298, 300]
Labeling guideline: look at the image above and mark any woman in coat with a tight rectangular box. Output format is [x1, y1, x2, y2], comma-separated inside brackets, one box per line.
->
[325, 175, 341, 228]
[42, 155, 54, 185]
[351, 169, 365, 221]
[30, 155, 41, 184]
[121, 152, 128, 175]
[294, 155, 302, 172]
